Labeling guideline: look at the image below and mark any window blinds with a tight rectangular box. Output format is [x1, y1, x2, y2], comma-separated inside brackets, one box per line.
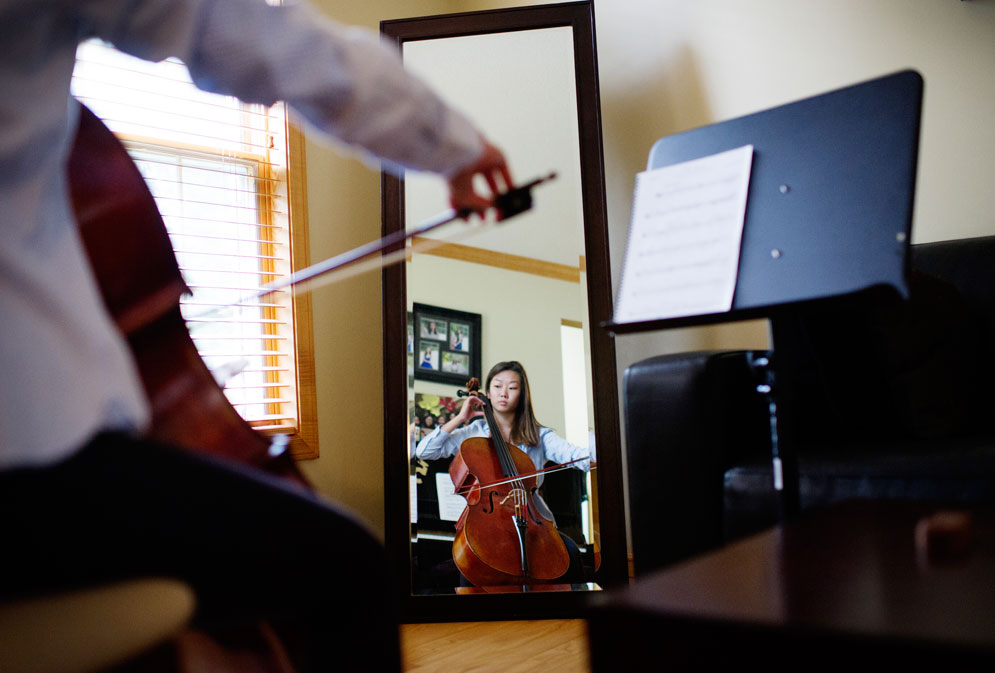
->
[71, 40, 300, 433]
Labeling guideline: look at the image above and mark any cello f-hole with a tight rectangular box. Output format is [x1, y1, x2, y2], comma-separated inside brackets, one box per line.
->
[484, 491, 497, 514]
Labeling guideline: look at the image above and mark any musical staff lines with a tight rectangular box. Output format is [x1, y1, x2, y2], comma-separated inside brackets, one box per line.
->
[614, 145, 754, 323]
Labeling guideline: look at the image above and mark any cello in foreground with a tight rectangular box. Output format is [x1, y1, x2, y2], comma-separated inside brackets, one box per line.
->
[448, 378, 571, 586]
[69, 104, 305, 484]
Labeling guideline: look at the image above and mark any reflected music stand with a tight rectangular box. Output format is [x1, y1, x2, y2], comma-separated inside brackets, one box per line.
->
[605, 70, 923, 520]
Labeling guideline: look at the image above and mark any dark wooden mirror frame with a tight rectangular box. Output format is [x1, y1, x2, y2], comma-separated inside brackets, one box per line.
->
[380, 1, 626, 621]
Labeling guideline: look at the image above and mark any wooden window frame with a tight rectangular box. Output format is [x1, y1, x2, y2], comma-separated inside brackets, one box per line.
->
[106, 118, 318, 459]
[281, 124, 319, 459]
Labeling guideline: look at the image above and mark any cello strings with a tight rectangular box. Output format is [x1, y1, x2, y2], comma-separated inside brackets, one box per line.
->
[455, 393, 593, 495]
[468, 459, 593, 493]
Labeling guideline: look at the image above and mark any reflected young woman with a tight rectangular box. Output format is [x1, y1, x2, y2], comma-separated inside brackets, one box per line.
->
[415, 360, 594, 586]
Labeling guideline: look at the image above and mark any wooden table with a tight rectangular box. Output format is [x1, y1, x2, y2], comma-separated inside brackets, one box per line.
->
[587, 500, 995, 670]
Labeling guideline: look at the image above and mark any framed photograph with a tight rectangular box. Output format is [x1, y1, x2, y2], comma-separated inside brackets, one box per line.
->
[448, 321, 471, 353]
[406, 311, 415, 389]
[417, 341, 440, 371]
[418, 316, 447, 342]
[413, 303, 481, 385]
[441, 351, 469, 375]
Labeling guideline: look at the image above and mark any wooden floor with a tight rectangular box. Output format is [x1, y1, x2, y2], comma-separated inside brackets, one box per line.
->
[400, 619, 590, 673]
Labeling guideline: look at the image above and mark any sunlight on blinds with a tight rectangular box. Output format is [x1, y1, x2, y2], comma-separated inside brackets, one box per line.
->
[71, 40, 299, 432]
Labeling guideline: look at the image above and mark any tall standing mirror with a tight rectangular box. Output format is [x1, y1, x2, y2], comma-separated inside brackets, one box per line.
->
[381, 1, 625, 621]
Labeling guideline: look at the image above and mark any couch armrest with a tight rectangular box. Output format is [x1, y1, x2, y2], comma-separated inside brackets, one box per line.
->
[623, 351, 770, 575]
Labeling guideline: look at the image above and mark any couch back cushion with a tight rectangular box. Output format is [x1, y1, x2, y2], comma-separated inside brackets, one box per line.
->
[770, 236, 995, 447]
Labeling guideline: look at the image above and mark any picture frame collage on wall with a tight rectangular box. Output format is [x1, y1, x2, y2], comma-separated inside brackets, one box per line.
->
[411, 303, 481, 386]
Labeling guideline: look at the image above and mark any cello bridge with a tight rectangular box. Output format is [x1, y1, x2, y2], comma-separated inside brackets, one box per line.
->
[500, 488, 527, 506]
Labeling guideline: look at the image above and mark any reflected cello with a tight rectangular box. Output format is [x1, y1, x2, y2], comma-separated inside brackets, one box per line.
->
[448, 378, 571, 587]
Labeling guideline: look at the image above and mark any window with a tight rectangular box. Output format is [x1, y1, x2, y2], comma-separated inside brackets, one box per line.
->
[72, 40, 318, 458]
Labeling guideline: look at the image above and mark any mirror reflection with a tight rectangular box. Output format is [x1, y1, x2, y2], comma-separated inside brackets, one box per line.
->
[400, 26, 600, 594]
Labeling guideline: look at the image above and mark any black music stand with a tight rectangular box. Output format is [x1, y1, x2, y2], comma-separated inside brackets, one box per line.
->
[605, 70, 923, 521]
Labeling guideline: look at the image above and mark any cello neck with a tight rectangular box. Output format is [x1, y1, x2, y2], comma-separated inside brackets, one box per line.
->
[479, 394, 519, 479]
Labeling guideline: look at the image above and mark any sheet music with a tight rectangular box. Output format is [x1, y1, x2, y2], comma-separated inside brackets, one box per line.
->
[614, 145, 754, 323]
[436, 472, 466, 522]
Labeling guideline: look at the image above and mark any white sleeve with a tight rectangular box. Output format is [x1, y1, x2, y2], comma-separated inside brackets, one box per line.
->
[538, 428, 592, 472]
[415, 419, 492, 461]
[414, 427, 459, 461]
[81, 0, 483, 176]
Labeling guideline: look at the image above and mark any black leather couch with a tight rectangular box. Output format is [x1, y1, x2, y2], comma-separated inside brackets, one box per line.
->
[623, 235, 995, 576]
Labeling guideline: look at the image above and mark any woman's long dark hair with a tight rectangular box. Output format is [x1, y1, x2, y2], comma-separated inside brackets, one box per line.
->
[485, 360, 542, 447]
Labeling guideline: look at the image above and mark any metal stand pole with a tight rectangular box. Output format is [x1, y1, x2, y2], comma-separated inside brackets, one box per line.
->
[747, 349, 800, 522]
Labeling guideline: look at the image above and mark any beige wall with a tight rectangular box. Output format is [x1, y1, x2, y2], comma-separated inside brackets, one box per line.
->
[300, 0, 995, 538]
[593, 0, 995, 373]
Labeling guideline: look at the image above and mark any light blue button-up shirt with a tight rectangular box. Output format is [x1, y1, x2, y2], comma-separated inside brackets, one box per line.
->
[415, 419, 593, 480]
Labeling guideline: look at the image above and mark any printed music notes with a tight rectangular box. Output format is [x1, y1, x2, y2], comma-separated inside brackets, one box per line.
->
[614, 145, 754, 324]
[436, 472, 466, 522]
